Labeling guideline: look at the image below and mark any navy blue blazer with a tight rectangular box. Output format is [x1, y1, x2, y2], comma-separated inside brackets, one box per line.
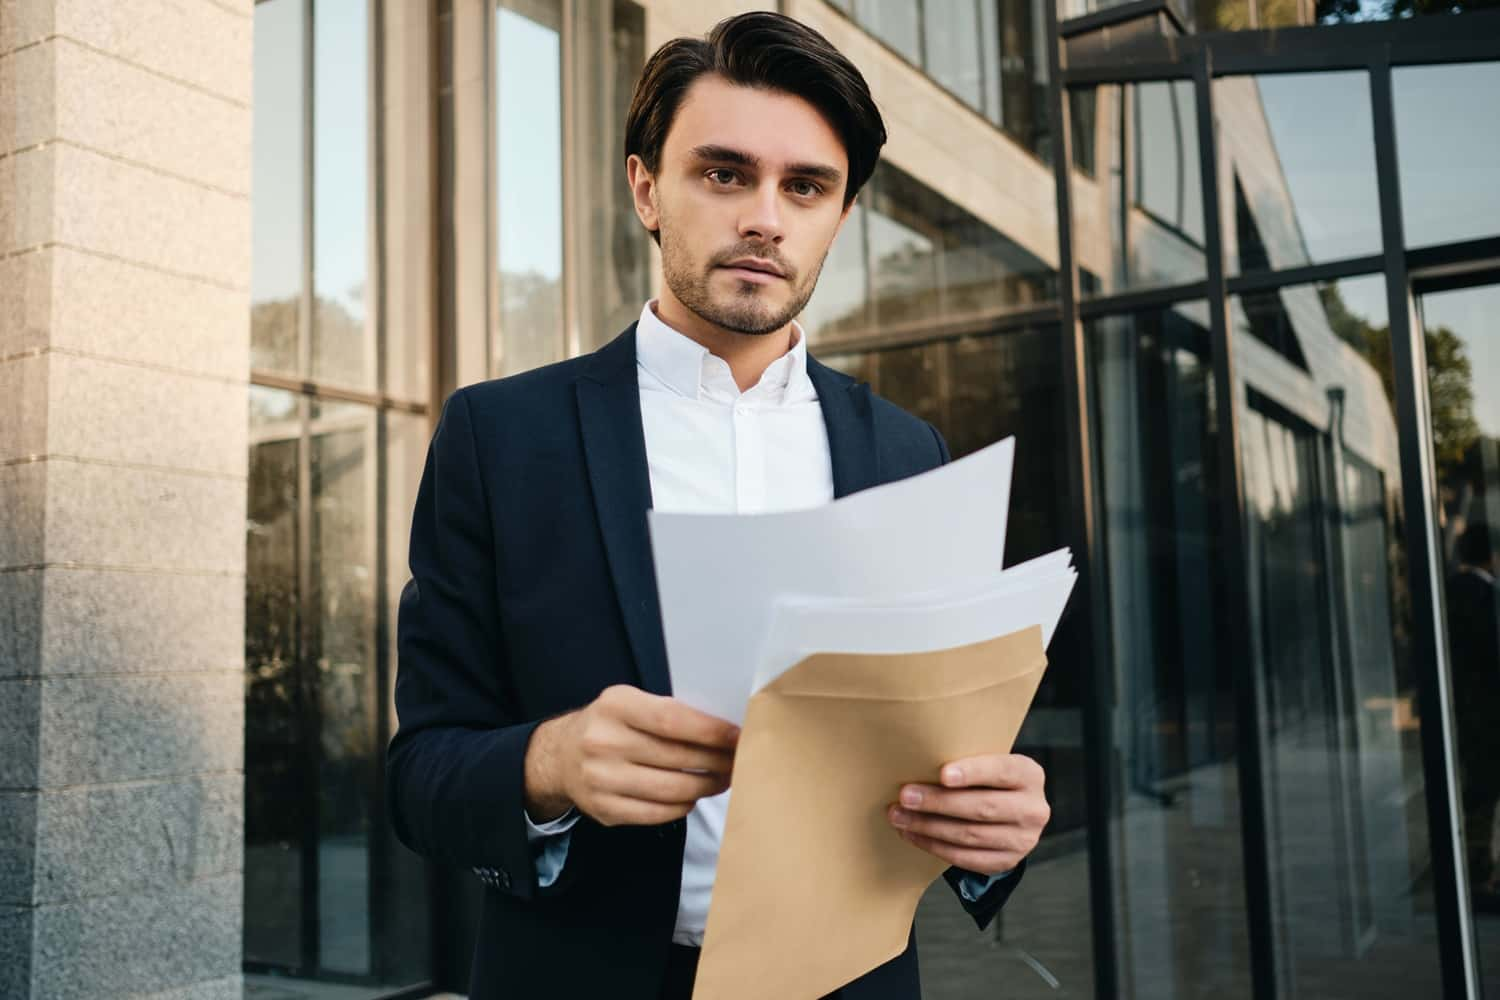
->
[388, 325, 1024, 999]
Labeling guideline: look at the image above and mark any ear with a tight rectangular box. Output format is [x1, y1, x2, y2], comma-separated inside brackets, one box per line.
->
[626, 154, 660, 237]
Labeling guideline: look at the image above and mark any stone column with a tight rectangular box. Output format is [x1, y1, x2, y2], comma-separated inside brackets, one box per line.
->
[0, 2, 252, 996]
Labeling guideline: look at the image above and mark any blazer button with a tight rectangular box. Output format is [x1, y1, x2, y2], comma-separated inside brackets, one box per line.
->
[497, 868, 511, 890]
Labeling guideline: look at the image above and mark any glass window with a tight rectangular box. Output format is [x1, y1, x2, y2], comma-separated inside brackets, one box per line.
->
[854, 0, 922, 64]
[1073, 82, 1207, 298]
[312, 0, 373, 389]
[251, 0, 305, 378]
[494, 0, 565, 377]
[798, 202, 870, 341]
[1215, 72, 1382, 275]
[828, 327, 1096, 999]
[922, 1, 985, 111]
[1419, 280, 1500, 996]
[1065, 0, 1500, 31]
[1233, 275, 1445, 996]
[1394, 61, 1500, 251]
[1087, 302, 1255, 999]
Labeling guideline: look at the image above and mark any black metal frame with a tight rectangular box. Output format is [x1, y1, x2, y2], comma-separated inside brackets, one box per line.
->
[1051, 6, 1500, 998]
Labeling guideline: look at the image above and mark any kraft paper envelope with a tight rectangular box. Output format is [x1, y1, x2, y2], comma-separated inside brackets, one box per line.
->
[693, 626, 1048, 1000]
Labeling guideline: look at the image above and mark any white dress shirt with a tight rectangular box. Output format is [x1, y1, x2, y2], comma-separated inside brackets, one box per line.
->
[522, 301, 1003, 944]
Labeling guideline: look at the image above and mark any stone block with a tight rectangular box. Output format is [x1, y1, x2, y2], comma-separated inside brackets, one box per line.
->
[0, 0, 54, 55]
[0, 905, 34, 999]
[29, 873, 241, 998]
[0, 247, 52, 357]
[0, 567, 42, 677]
[0, 678, 40, 787]
[42, 352, 248, 478]
[41, 459, 246, 574]
[0, 350, 48, 464]
[50, 142, 250, 289]
[0, 462, 46, 570]
[0, 144, 54, 255]
[136, 975, 245, 1000]
[36, 671, 242, 786]
[45, 0, 252, 106]
[0, 42, 54, 157]
[52, 38, 251, 194]
[30, 774, 241, 904]
[9, 245, 249, 379]
[38, 566, 244, 677]
[0, 791, 37, 906]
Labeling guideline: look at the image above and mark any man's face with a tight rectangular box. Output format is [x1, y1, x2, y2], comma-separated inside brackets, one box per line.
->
[630, 75, 852, 336]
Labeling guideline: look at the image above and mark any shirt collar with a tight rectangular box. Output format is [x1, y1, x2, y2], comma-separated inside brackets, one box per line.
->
[634, 300, 815, 405]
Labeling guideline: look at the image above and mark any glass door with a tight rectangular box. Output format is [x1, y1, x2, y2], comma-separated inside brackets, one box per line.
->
[1418, 277, 1500, 998]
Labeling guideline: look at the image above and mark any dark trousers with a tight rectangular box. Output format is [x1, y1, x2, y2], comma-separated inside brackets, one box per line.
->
[659, 945, 843, 1000]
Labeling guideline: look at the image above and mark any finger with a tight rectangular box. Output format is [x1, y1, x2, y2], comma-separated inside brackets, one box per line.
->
[898, 829, 1020, 877]
[625, 733, 736, 777]
[896, 786, 1039, 824]
[602, 761, 729, 805]
[588, 793, 691, 828]
[888, 807, 1020, 852]
[936, 753, 1044, 790]
[618, 692, 741, 750]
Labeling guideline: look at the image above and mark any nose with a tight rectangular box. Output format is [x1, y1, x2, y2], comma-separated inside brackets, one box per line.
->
[737, 183, 784, 245]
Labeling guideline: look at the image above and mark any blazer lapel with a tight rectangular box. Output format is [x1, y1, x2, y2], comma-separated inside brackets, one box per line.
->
[807, 355, 880, 498]
[574, 325, 672, 696]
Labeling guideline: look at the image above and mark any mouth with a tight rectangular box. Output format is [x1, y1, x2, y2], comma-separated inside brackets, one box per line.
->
[718, 258, 787, 281]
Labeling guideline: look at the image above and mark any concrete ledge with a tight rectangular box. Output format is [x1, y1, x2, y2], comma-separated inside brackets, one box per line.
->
[136, 975, 244, 1000]
[31, 774, 241, 904]
[37, 672, 242, 786]
[29, 873, 241, 998]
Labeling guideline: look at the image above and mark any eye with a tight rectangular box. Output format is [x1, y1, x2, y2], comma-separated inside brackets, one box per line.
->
[788, 179, 822, 198]
[706, 168, 741, 187]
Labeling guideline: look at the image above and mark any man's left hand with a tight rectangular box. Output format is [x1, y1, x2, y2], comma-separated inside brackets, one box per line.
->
[887, 754, 1049, 877]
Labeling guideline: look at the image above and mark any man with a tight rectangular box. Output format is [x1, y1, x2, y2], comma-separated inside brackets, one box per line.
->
[389, 13, 1050, 999]
[1446, 523, 1500, 909]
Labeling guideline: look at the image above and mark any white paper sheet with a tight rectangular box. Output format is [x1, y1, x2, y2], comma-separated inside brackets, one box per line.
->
[751, 554, 1077, 695]
[648, 438, 1016, 724]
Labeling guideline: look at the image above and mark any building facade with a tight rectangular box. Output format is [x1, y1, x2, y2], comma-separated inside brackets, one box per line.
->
[2, 0, 1499, 997]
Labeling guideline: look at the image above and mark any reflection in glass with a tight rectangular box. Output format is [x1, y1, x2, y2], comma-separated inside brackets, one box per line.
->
[245, 386, 305, 971]
[922, 1, 984, 110]
[1216, 72, 1381, 274]
[312, 0, 373, 388]
[828, 328, 1095, 999]
[1232, 275, 1444, 996]
[1073, 83, 1206, 298]
[799, 202, 870, 340]
[1394, 61, 1500, 250]
[251, 0, 305, 376]
[244, 394, 431, 993]
[1419, 281, 1500, 995]
[1087, 302, 1254, 999]
[571, 1, 650, 351]
[853, 0, 921, 64]
[494, 0, 565, 376]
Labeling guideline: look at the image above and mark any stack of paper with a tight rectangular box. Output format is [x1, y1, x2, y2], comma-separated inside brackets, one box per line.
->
[646, 437, 1076, 1000]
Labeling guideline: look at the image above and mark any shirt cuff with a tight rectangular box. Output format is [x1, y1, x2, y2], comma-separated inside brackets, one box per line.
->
[524, 806, 581, 843]
[957, 867, 1013, 903]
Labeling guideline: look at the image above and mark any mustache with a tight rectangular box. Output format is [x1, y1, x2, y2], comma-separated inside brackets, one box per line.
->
[709, 244, 796, 281]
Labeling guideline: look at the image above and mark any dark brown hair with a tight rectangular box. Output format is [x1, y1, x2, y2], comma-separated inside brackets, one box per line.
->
[624, 11, 887, 211]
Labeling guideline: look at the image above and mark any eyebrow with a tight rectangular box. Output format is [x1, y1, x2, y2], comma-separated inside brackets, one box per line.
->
[687, 144, 844, 186]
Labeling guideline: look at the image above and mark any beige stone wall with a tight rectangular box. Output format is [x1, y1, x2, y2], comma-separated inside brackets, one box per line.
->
[0, 1, 252, 996]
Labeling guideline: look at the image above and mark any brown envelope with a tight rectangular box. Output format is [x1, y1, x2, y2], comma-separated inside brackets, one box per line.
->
[693, 626, 1048, 1000]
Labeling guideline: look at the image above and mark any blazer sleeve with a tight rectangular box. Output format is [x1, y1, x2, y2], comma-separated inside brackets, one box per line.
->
[386, 387, 544, 902]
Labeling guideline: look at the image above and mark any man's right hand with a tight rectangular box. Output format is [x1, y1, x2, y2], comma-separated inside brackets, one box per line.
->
[523, 684, 740, 827]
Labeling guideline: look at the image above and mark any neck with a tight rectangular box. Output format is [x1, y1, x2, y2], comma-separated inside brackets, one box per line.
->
[653, 291, 796, 393]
